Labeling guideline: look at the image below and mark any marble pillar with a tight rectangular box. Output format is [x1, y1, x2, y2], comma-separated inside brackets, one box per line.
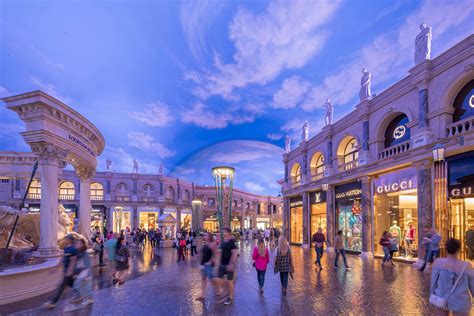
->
[418, 89, 429, 128]
[302, 192, 310, 247]
[325, 140, 333, 177]
[283, 198, 290, 239]
[132, 207, 138, 228]
[76, 166, 94, 241]
[362, 121, 369, 151]
[105, 207, 112, 232]
[326, 185, 335, 252]
[284, 155, 289, 184]
[32, 143, 67, 257]
[416, 160, 434, 260]
[360, 176, 373, 257]
[177, 208, 182, 231]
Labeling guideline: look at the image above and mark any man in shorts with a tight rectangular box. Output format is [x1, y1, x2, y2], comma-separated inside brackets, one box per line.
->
[218, 228, 238, 305]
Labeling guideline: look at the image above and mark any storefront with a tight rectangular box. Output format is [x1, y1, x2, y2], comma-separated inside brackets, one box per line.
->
[273, 219, 283, 229]
[139, 210, 159, 230]
[335, 182, 362, 252]
[448, 152, 474, 261]
[180, 209, 192, 231]
[158, 213, 176, 239]
[91, 207, 105, 233]
[290, 196, 303, 244]
[373, 168, 418, 260]
[310, 191, 327, 238]
[112, 206, 132, 233]
[203, 214, 218, 232]
[256, 217, 270, 230]
[231, 216, 241, 230]
[244, 216, 253, 229]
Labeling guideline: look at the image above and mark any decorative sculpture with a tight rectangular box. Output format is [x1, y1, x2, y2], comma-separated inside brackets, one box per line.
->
[415, 23, 432, 65]
[132, 159, 139, 173]
[324, 99, 333, 126]
[359, 68, 372, 102]
[285, 136, 291, 153]
[158, 163, 163, 175]
[106, 158, 112, 172]
[302, 121, 309, 142]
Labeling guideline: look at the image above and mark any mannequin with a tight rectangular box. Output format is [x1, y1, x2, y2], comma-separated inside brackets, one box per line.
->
[404, 220, 416, 258]
[389, 220, 401, 254]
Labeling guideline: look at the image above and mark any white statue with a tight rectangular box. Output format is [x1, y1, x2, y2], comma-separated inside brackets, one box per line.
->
[106, 158, 112, 172]
[285, 136, 291, 153]
[359, 68, 372, 102]
[414, 23, 432, 65]
[158, 163, 163, 175]
[324, 99, 333, 126]
[132, 159, 139, 173]
[302, 121, 309, 142]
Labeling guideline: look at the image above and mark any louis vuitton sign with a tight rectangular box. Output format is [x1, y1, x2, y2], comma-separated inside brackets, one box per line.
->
[310, 191, 327, 204]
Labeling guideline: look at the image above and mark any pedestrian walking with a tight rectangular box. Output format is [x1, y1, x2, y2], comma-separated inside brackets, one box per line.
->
[190, 232, 198, 257]
[178, 235, 186, 262]
[71, 238, 94, 306]
[419, 228, 441, 272]
[115, 236, 130, 285]
[264, 228, 270, 245]
[43, 234, 78, 309]
[105, 232, 119, 283]
[380, 231, 393, 267]
[312, 227, 326, 270]
[196, 233, 219, 301]
[92, 226, 106, 266]
[252, 239, 270, 293]
[334, 230, 351, 270]
[274, 236, 294, 295]
[217, 228, 238, 305]
[429, 238, 473, 315]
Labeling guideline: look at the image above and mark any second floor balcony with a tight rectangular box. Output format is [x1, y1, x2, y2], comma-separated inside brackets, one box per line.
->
[378, 140, 410, 160]
[338, 160, 358, 172]
[27, 193, 41, 200]
[116, 196, 130, 202]
[59, 194, 75, 200]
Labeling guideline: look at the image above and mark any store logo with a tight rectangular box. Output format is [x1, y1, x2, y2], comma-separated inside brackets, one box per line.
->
[376, 180, 414, 194]
[450, 186, 473, 197]
[470, 95, 474, 108]
[335, 189, 362, 199]
[393, 125, 406, 139]
[314, 192, 321, 203]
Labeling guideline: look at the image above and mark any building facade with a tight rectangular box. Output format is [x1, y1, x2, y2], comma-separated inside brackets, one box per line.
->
[282, 35, 474, 262]
[0, 152, 283, 239]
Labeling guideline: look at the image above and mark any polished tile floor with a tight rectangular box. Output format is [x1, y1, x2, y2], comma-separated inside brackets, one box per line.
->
[7, 240, 434, 315]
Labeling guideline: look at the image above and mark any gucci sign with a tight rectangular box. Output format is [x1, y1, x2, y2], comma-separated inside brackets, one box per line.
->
[376, 180, 414, 194]
[450, 186, 473, 198]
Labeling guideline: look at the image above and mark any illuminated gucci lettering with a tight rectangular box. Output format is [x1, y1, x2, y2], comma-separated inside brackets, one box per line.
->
[376, 180, 413, 194]
[393, 125, 406, 139]
[450, 186, 473, 197]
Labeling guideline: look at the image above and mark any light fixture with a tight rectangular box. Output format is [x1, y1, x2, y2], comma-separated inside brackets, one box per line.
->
[212, 166, 235, 240]
[321, 183, 329, 191]
[432, 143, 445, 162]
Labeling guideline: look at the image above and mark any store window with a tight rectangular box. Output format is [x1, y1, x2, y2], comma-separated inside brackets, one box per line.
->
[448, 152, 474, 261]
[139, 211, 158, 230]
[384, 114, 411, 147]
[343, 138, 358, 164]
[290, 163, 302, 184]
[181, 212, 192, 231]
[374, 168, 418, 260]
[91, 183, 104, 200]
[453, 79, 474, 122]
[310, 152, 325, 178]
[204, 215, 218, 232]
[290, 196, 303, 244]
[335, 182, 362, 252]
[310, 191, 327, 238]
[208, 198, 215, 207]
[59, 181, 75, 200]
[115, 183, 130, 201]
[113, 207, 132, 232]
[28, 179, 41, 198]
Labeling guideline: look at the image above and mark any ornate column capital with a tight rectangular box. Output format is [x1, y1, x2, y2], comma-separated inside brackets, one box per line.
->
[75, 165, 95, 181]
[30, 142, 68, 168]
[412, 159, 433, 170]
[358, 175, 371, 184]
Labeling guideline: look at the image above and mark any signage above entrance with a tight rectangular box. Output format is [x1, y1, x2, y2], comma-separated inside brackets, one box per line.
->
[68, 134, 95, 157]
[290, 196, 303, 208]
[374, 168, 417, 195]
[310, 191, 327, 204]
[335, 181, 362, 200]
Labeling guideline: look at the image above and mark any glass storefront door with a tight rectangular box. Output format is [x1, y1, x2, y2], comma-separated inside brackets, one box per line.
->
[181, 213, 192, 231]
[290, 206, 303, 244]
[139, 212, 158, 230]
[311, 203, 327, 237]
[450, 198, 474, 260]
[113, 209, 131, 233]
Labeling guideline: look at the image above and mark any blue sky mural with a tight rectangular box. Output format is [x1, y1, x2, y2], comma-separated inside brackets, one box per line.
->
[1, 0, 473, 195]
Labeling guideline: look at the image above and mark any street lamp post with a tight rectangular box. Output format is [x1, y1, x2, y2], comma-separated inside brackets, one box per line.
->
[191, 198, 202, 232]
[212, 166, 235, 240]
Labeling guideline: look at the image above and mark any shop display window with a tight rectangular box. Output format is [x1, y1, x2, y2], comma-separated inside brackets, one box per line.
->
[311, 203, 327, 237]
[139, 212, 158, 230]
[450, 199, 474, 260]
[181, 213, 192, 231]
[336, 199, 362, 252]
[290, 206, 303, 244]
[113, 209, 131, 232]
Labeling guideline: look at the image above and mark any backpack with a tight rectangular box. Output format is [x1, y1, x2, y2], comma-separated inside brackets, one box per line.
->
[179, 239, 186, 247]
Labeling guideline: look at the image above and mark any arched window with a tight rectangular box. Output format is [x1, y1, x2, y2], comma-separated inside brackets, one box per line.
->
[91, 183, 103, 200]
[28, 179, 41, 199]
[343, 137, 358, 164]
[384, 114, 410, 147]
[290, 163, 302, 184]
[453, 80, 474, 122]
[59, 181, 75, 200]
[310, 152, 325, 177]
[142, 184, 154, 198]
[166, 186, 175, 200]
[115, 183, 129, 201]
[183, 189, 190, 202]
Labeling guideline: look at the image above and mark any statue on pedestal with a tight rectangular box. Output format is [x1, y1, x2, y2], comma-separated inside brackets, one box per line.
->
[158, 163, 163, 175]
[285, 136, 291, 153]
[132, 159, 139, 173]
[415, 23, 432, 65]
[106, 158, 112, 172]
[324, 99, 333, 126]
[359, 68, 372, 102]
[302, 121, 309, 142]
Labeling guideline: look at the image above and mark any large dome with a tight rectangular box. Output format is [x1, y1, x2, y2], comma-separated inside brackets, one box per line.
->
[170, 140, 284, 196]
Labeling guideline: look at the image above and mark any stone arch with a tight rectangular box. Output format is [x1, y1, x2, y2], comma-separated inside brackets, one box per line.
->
[309, 151, 325, 177]
[141, 183, 154, 198]
[28, 179, 42, 198]
[336, 136, 359, 169]
[440, 68, 474, 124]
[90, 182, 103, 200]
[166, 185, 175, 200]
[290, 162, 302, 184]
[59, 181, 75, 200]
[115, 183, 129, 196]
[375, 110, 414, 143]
[183, 189, 191, 201]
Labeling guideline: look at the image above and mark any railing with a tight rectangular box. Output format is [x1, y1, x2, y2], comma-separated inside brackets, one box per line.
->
[116, 196, 130, 202]
[378, 140, 411, 160]
[59, 194, 75, 200]
[446, 117, 474, 137]
[91, 195, 104, 201]
[141, 197, 156, 202]
[27, 193, 41, 200]
[338, 160, 358, 172]
[311, 172, 324, 181]
[165, 198, 175, 204]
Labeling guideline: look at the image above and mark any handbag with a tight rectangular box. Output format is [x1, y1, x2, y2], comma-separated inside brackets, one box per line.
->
[429, 262, 468, 310]
[93, 242, 102, 252]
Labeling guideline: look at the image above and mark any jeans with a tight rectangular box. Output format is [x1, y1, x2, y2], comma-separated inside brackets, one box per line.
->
[315, 247, 323, 265]
[178, 246, 185, 261]
[73, 273, 93, 299]
[96, 247, 104, 265]
[420, 249, 439, 271]
[51, 275, 75, 303]
[383, 247, 391, 263]
[191, 246, 197, 256]
[256, 269, 266, 288]
[334, 249, 348, 267]
[279, 272, 289, 288]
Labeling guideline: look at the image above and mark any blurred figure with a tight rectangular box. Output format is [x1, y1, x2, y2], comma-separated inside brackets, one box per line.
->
[196, 233, 219, 301]
[217, 228, 238, 305]
[274, 236, 294, 295]
[115, 236, 130, 285]
[91, 226, 105, 266]
[252, 239, 270, 293]
[419, 228, 441, 272]
[105, 232, 119, 283]
[334, 230, 350, 270]
[72, 238, 94, 306]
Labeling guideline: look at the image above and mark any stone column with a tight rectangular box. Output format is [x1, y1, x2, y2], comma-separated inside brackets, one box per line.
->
[418, 88, 429, 129]
[105, 207, 112, 232]
[326, 185, 335, 252]
[302, 192, 310, 247]
[32, 143, 67, 257]
[132, 206, 139, 228]
[360, 176, 373, 257]
[76, 166, 95, 241]
[283, 197, 290, 239]
[283, 154, 289, 184]
[177, 208, 182, 231]
[416, 160, 434, 262]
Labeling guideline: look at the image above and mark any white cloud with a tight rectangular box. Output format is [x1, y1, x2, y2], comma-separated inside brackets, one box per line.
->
[210, 149, 271, 164]
[244, 181, 264, 193]
[272, 75, 311, 109]
[0, 86, 11, 98]
[129, 102, 174, 127]
[186, 0, 341, 100]
[30, 76, 72, 104]
[180, 102, 263, 129]
[267, 133, 283, 141]
[127, 131, 175, 158]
